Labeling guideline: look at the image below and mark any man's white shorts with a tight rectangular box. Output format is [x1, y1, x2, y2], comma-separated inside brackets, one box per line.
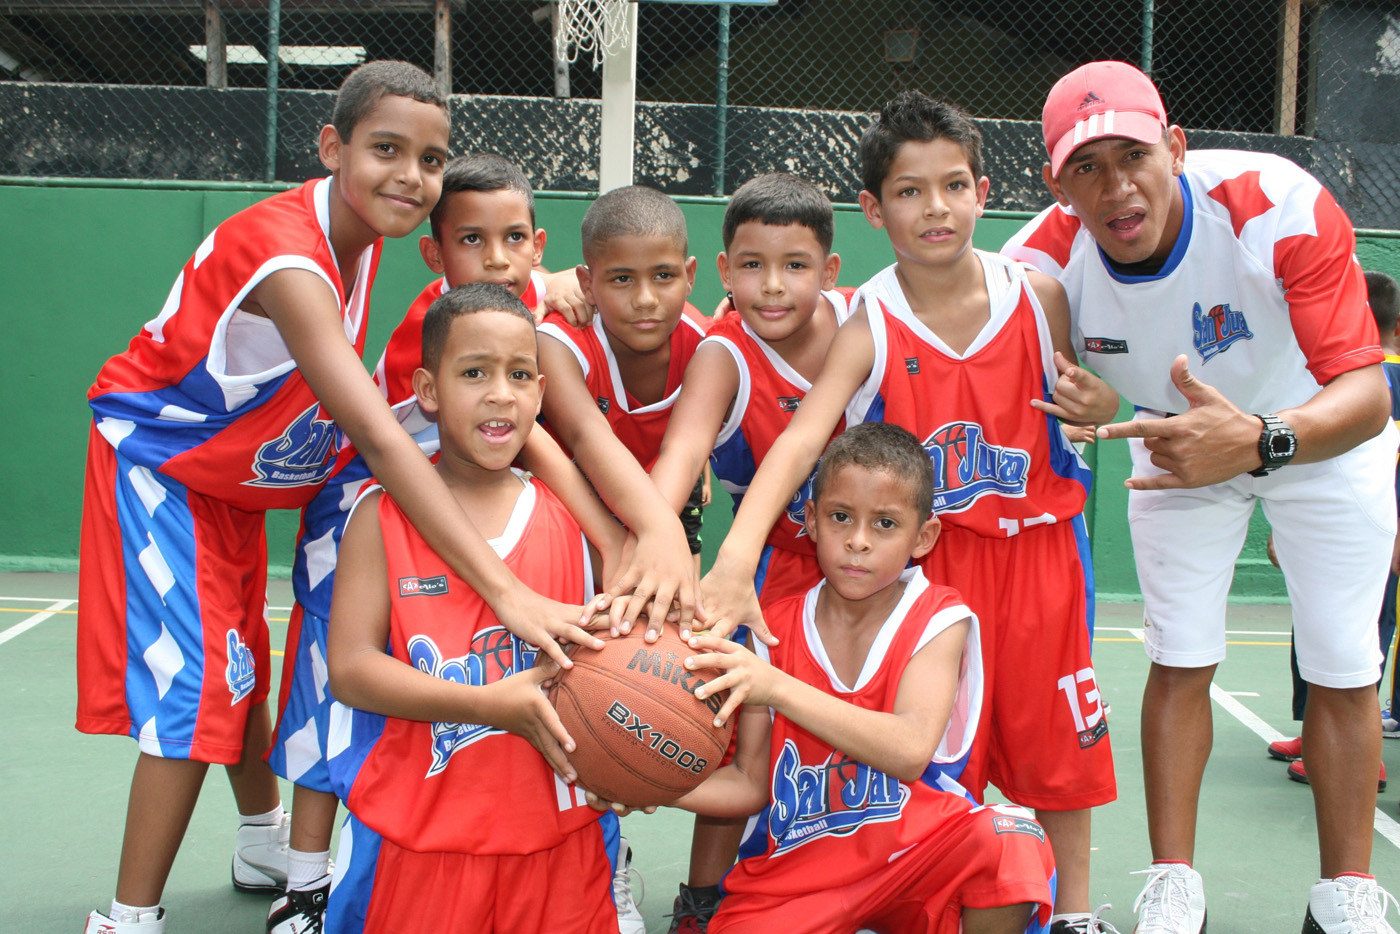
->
[1127, 422, 1398, 688]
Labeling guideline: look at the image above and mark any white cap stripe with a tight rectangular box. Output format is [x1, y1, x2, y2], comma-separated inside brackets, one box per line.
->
[1103, 110, 1116, 133]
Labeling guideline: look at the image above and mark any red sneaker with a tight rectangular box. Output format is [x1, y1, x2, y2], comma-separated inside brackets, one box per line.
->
[1287, 758, 1387, 792]
[1267, 736, 1303, 761]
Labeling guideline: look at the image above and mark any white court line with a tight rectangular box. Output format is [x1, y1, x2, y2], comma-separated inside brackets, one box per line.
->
[1122, 626, 1400, 850]
[0, 595, 78, 602]
[0, 599, 74, 646]
[1099, 626, 1292, 637]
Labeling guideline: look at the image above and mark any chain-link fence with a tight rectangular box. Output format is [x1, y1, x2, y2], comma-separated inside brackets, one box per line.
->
[2, 1, 1398, 225]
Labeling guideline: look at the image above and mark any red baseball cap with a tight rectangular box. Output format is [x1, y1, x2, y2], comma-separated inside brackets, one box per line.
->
[1043, 61, 1168, 178]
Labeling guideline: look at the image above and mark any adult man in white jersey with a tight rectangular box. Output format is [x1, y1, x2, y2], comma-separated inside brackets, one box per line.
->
[1003, 60, 1398, 934]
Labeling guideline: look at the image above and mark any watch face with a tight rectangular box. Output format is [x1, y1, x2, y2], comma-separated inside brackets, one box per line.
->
[1267, 430, 1297, 459]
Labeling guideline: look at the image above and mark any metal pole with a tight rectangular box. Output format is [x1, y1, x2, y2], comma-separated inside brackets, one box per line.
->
[1140, 0, 1155, 77]
[205, 0, 227, 89]
[264, 0, 282, 183]
[714, 4, 731, 196]
[553, 3, 570, 98]
[433, 0, 452, 99]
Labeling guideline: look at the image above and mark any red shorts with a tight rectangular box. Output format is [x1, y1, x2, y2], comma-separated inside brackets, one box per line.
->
[710, 803, 1055, 934]
[77, 423, 272, 764]
[921, 519, 1116, 811]
[362, 820, 616, 934]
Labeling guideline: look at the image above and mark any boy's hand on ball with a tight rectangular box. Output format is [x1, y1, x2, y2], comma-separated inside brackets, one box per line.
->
[686, 634, 774, 727]
[583, 789, 657, 817]
[486, 662, 578, 784]
[698, 556, 775, 646]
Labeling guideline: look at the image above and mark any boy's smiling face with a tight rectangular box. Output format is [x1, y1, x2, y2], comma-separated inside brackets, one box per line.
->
[415, 310, 543, 474]
[859, 138, 988, 270]
[578, 233, 697, 355]
[718, 221, 839, 345]
[805, 464, 939, 604]
[422, 188, 544, 298]
[321, 93, 450, 242]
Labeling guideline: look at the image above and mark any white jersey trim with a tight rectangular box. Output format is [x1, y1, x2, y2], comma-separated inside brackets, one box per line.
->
[800, 566, 928, 694]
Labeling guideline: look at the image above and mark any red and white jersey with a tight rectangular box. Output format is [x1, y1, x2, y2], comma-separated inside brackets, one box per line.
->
[339, 475, 599, 855]
[373, 270, 547, 417]
[1001, 149, 1382, 415]
[725, 568, 983, 897]
[706, 289, 854, 555]
[88, 178, 379, 512]
[537, 307, 708, 469]
[847, 253, 1091, 539]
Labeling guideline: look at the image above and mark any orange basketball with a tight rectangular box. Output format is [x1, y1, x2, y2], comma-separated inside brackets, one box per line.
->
[548, 622, 734, 808]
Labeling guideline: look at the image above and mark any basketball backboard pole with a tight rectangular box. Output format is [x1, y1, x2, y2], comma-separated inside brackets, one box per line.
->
[598, 1, 638, 193]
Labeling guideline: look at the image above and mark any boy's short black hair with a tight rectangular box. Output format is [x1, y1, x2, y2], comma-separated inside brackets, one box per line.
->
[859, 91, 983, 198]
[333, 60, 447, 143]
[722, 173, 834, 254]
[421, 282, 535, 373]
[1366, 270, 1400, 335]
[581, 185, 688, 262]
[429, 153, 536, 239]
[812, 422, 934, 520]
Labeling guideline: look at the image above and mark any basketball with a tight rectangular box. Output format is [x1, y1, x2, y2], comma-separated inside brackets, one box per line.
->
[548, 622, 734, 808]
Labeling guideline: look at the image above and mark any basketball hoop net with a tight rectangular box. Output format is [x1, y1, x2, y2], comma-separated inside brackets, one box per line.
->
[555, 0, 631, 70]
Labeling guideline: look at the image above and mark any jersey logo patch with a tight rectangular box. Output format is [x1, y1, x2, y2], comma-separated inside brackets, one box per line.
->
[225, 629, 256, 704]
[597, 396, 611, 414]
[768, 740, 910, 855]
[992, 813, 1046, 841]
[1083, 337, 1128, 354]
[777, 396, 801, 413]
[783, 468, 818, 536]
[904, 357, 921, 375]
[1192, 302, 1254, 363]
[923, 421, 1031, 513]
[246, 404, 337, 489]
[408, 627, 539, 776]
[399, 575, 448, 598]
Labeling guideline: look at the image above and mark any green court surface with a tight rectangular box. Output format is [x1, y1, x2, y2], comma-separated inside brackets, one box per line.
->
[3, 571, 1398, 933]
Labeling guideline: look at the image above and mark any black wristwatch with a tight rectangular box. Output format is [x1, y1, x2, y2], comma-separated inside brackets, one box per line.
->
[1248, 413, 1297, 477]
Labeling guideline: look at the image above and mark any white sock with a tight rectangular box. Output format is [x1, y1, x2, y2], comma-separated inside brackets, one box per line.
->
[287, 848, 332, 891]
[110, 900, 160, 923]
[239, 803, 285, 827]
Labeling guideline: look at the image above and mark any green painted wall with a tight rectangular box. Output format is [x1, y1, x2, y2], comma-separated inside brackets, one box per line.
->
[6, 179, 1395, 600]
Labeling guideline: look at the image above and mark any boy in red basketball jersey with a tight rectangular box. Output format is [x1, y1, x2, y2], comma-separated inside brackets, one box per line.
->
[600, 423, 1056, 933]
[324, 283, 624, 934]
[648, 172, 851, 929]
[265, 153, 657, 933]
[538, 185, 711, 599]
[700, 93, 1120, 933]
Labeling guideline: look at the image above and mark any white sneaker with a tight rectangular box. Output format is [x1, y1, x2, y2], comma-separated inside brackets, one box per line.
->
[1131, 863, 1206, 933]
[233, 812, 292, 893]
[83, 909, 165, 933]
[1304, 875, 1399, 933]
[613, 836, 646, 934]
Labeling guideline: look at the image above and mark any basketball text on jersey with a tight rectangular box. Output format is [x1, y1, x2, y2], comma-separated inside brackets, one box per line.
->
[225, 629, 256, 704]
[1192, 301, 1254, 362]
[246, 403, 337, 488]
[768, 739, 911, 855]
[406, 628, 539, 776]
[923, 421, 1031, 513]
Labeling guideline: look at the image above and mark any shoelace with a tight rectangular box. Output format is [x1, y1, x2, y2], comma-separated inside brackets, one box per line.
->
[666, 887, 719, 925]
[1062, 904, 1123, 934]
[613, 863, 645, 912]
[1332, 878, 1400, 934]
[1131, 867, 1196, 931]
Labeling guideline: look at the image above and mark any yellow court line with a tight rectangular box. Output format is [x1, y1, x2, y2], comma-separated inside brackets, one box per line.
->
[0, 606, 76, 615]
